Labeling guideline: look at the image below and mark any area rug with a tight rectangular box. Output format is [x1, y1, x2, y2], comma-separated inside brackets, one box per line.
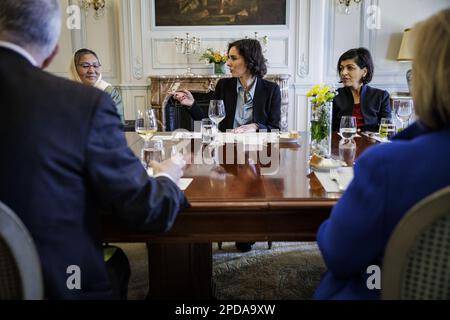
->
[212, 242, 325, 300]
[118, 241, 326, 300]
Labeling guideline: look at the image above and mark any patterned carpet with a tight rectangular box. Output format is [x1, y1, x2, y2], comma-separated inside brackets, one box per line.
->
[119, 241, 326, 300]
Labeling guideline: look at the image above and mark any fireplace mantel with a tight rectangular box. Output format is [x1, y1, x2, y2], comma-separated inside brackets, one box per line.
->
[148, 74, 290, 132]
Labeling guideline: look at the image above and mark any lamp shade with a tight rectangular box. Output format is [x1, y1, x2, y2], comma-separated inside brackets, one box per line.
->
[397, 28, 414, 61]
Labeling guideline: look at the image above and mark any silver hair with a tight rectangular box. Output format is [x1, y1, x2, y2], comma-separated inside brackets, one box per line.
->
[0, 0, 61, 56]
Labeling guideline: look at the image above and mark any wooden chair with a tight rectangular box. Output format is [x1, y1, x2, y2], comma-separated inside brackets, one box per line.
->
[382, 186, 450, 299]
[0, 201, 43, 299]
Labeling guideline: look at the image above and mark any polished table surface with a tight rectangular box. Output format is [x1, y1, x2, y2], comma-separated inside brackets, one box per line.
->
[103, 132, 375, 242]
[102, 131, 376, 298]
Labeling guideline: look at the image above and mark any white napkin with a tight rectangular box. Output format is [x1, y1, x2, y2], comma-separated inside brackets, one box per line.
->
[218, 132, 270, 147]
[314, 167, 354, 193]
[177, 178, 193, 191]
[151, 135, 175, 141]
[147, 168, 193, 191]
[172, 132, 202, 139]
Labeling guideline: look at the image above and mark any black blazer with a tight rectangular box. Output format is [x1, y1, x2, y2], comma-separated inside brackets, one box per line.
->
[187, 77, 281, 132]
[0, 47, 189, 299]
[332, 85, 391, 131]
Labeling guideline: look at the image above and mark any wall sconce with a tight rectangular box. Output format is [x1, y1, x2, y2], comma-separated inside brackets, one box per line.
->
[397, 28, 414, 92]
[337, 0, 362, 15]
[80, 0, 106, 19]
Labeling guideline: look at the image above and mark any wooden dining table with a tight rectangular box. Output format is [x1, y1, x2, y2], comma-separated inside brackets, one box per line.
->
[101, 131, 377, 299]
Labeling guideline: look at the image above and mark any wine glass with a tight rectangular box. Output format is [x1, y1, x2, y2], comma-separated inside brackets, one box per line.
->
[379, 118, 396, 140]
[135, 106, 158, 142]
[339, 116, 357, 142]
[395, 100, 413, 131]
[208, 100, 225, 145]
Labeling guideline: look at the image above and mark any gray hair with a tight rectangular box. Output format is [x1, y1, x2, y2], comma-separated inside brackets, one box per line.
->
[0, 0, 61, 56]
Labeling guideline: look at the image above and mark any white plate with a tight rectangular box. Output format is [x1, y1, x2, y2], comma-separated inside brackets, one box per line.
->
[279, 133, 300, 143]
[309, 159, 346, 172]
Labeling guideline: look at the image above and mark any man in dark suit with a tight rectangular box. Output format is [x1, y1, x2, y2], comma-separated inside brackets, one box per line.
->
[0, 0, 188, 299]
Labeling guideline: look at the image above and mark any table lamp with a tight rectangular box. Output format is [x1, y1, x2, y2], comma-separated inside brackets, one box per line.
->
[397, 28, 414, 93]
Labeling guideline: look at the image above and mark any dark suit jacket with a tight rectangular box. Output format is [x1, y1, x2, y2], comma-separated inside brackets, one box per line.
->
[314, 122, 450, 300]
[0, 47, 189, 299]
[187, 77, 281, 131]
[332, 85, 391, 131]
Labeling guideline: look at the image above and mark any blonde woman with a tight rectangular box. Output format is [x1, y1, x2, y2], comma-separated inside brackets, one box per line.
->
[70, 48, 125, 124]
[314, 8, 450, 300]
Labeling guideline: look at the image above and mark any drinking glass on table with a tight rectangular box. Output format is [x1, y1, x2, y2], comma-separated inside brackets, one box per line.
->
[379, 118, 396, 140]
[135, 106, 158, 142]
[141, 139, 165, 170]
[208, 100, 225, 145]
[394, 100, 413, 132]
[201, 118, 214, 144]
[339, 116, 357, 142]
[339, 139, 356, 166]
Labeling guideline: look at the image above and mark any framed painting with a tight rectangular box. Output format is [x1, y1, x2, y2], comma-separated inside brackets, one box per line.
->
[154, 0, 287, 26]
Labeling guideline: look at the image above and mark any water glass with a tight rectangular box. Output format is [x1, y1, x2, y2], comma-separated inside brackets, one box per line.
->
[339, 139, 356, 166]
[394, 100, 413, 131]
[201, 118, 214, 144]
[208, 100, 226, 126]
[141, 139, 165, 169]
[379, 118, 396, 140]
[339, 116, 357, 141]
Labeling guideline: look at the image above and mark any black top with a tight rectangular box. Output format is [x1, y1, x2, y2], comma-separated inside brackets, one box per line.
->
[332, 85, 391, 131]
[187, 77, 281, 132]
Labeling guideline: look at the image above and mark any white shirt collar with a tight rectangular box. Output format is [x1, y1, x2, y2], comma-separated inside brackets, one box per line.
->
[0, 41, 38, 66]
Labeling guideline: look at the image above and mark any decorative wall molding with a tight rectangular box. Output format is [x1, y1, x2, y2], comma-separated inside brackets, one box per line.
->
[149, 36, 289, 70]
[296, 0, 311, 78]
[129, 0, 144, 80]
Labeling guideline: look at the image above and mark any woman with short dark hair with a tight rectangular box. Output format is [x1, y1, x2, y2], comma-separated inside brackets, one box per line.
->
[171, 38, 281, 134]
[332, 47, 391, 131]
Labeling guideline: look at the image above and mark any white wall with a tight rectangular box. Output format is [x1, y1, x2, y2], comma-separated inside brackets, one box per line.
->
[48, 0, 450, 129]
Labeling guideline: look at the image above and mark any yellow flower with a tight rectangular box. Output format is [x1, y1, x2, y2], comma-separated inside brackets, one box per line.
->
[200, 48, 227, 64]
[307, 84, 337, 107]
[306, 84, 321, 97]
[319, 86, 330, 96]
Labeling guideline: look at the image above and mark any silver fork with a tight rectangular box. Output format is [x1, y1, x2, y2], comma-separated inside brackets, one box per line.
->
[330, 169, 344, 192]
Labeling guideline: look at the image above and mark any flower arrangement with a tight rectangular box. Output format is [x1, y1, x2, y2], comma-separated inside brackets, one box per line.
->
[200, 48, 228, 64]
[306, 84, 336, 106]
[306, 84, 337, 157]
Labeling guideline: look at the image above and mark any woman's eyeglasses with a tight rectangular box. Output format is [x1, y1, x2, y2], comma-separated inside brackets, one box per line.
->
[78, 63, 101, 70]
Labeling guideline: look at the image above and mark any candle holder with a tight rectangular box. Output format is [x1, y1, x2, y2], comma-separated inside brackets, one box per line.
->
[174, 33, 201, 76]
[245, 32, 268, 54]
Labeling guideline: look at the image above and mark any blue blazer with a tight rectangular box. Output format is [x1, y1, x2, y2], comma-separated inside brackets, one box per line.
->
[187, 77, 281, 131]
[0, 47, 189, 299]
[314, 122, 450, 300]
[332, 85, 391, 131]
